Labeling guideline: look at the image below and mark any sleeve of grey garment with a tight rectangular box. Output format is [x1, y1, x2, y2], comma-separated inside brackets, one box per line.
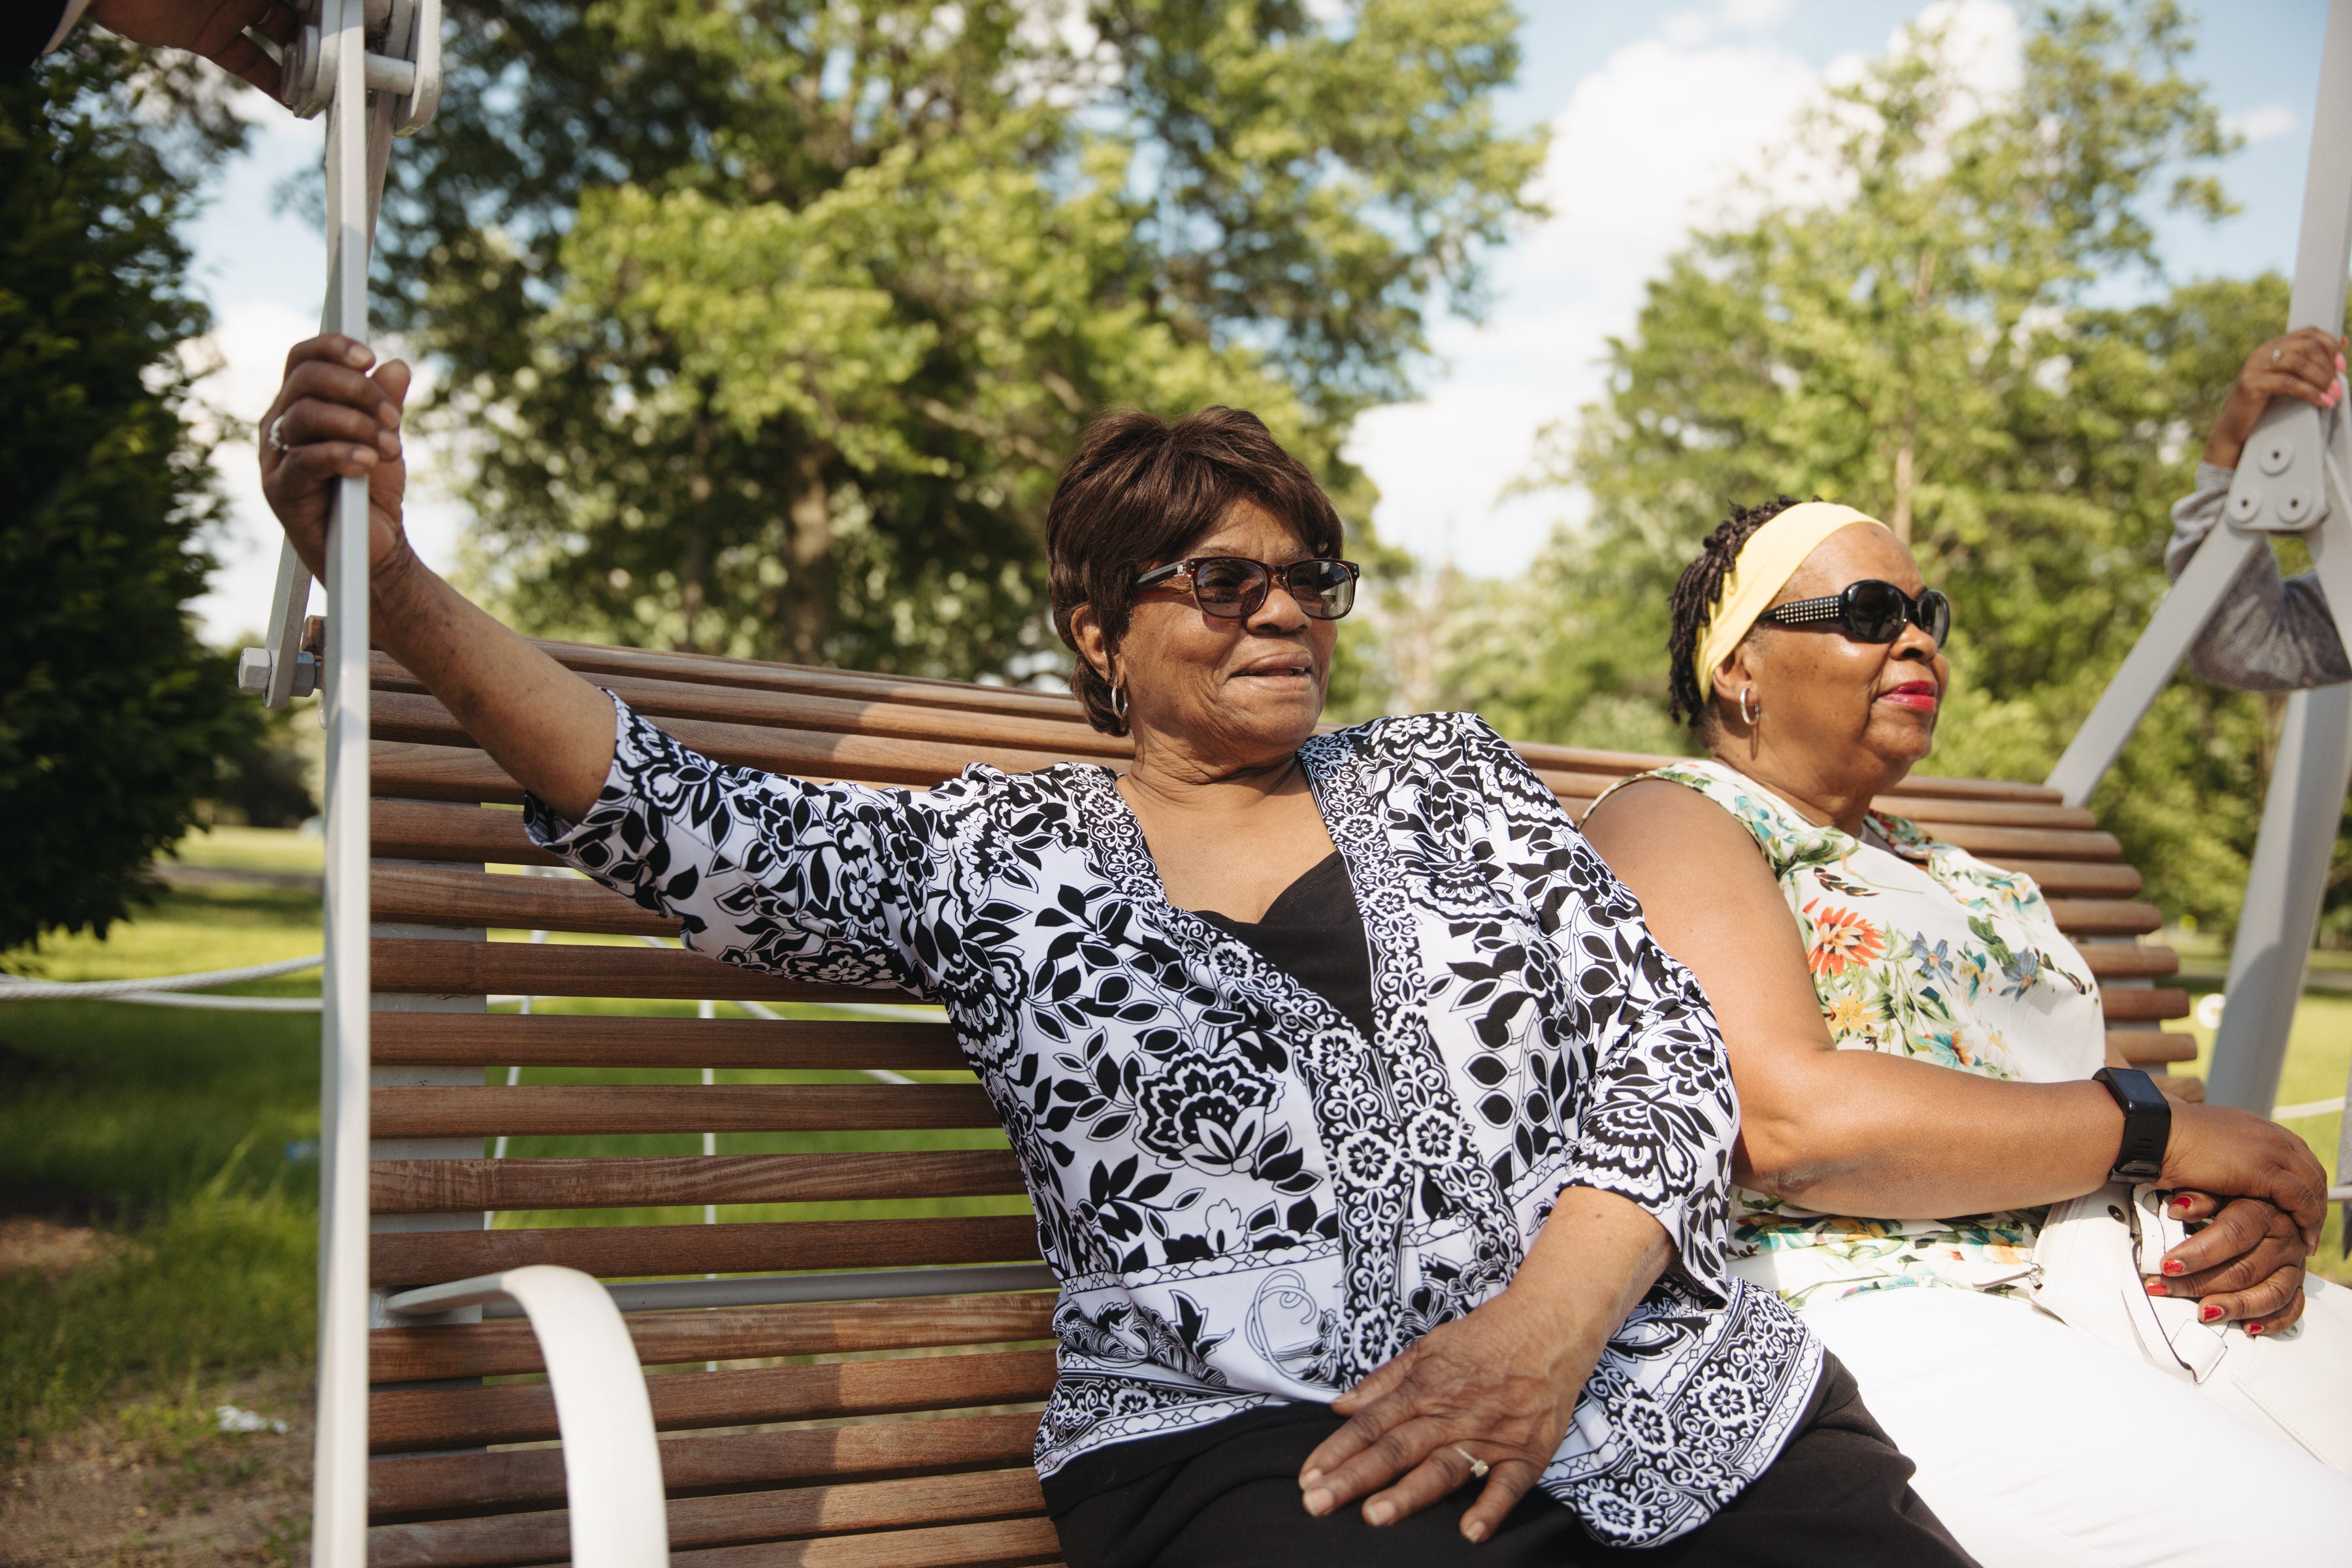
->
[2164, 459, 2351, 691]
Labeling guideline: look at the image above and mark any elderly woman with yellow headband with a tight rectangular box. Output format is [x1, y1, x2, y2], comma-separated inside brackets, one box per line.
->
[1582, 498, 2352, 1565]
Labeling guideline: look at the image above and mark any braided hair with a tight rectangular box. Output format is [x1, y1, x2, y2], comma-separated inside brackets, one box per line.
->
[1665, 495, 1817, 731]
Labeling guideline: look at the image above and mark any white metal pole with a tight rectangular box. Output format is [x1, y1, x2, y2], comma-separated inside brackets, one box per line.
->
[310, 0, 375, 1560]
[2204, 0, 2352, 1111]
[2206, 685, 2352, 1113]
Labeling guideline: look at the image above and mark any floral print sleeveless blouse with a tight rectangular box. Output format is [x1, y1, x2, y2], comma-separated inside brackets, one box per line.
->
[1592, 759, 2108, 1309]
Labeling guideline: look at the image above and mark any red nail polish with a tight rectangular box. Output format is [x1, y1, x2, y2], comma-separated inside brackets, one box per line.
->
[2247, 1322, 2264, 1336]
[2200, 1305, 2223, 1322]
[2163, 1260, 2185, 1276]
[2145, 1281, 2168, 1296]
[2171, 1196, 2194, 1211]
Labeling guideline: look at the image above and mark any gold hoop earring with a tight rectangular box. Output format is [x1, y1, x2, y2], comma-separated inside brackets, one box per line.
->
[1739, 686, 1760, 727]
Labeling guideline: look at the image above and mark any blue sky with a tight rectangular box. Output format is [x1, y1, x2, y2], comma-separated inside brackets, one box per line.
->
[181, 0, 2334, 640]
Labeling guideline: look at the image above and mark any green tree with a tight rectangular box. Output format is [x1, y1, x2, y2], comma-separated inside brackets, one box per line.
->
[382, 0, 1542, 678]
[0, 39, 260, 952]
[1463, 1, 2329, 929]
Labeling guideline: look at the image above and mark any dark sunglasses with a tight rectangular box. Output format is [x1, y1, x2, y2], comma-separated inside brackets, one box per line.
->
[1132, 555, 1362, 621]
[1759, 580, 1952, 647]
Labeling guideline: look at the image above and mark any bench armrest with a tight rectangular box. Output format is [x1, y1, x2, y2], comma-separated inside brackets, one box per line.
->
[385, 1265, 668, 1567]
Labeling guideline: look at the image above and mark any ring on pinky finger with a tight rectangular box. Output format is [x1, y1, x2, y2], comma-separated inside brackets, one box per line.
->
[267, 417, 292, 455]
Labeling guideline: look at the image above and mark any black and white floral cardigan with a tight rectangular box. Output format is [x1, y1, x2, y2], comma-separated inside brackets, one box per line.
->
[527, 697, 1821, 1546]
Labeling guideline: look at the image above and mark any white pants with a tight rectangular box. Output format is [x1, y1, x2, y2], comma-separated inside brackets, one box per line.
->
[1805, 1286, 2352, 1567]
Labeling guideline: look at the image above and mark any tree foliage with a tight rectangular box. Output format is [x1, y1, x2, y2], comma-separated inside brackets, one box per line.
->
[382, 0, 1541, 678]
[0, 39, 259, 951]
[1446, 1, 2342, 931]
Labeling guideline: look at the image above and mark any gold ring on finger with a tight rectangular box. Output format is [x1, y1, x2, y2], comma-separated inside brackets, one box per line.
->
[1452, 1445, 1489, 1482]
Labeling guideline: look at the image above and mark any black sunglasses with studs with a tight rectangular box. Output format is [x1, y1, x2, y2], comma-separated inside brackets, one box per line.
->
[1132, 555, 1362, 621]
[1759, 579, 1952, 648]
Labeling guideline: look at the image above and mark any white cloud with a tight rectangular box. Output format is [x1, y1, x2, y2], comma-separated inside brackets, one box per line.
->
[1347, 3, 2027, 576]
[2227, 102, 2297, 145]
[1347, 26, 1823, 570]
[1720, 0, 1797, 33]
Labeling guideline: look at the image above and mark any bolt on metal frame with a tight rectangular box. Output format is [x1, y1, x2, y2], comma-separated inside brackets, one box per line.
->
[235, 4, 667, 1563]
[2044, 0, 2352, 1217]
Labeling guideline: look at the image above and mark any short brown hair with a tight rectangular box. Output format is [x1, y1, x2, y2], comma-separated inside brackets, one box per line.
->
[1047, 406, 1345, 735]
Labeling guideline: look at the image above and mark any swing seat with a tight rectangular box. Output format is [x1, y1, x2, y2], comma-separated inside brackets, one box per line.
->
[359, 640, 2191, 1567]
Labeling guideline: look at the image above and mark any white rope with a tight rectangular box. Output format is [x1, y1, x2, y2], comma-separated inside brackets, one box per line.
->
[0, 953, 323, 1000]
[90, 991, 320, 1012]
[2275, 1096, 2348, 1120]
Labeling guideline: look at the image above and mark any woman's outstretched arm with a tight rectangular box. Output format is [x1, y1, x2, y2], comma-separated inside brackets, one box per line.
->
[260, 334, 615, 819]
[1582, 782, 2328, 1250]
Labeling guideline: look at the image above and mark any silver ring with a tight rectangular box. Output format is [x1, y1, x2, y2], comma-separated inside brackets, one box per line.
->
[266, 417, 291, 455]
[2274, 348, 2285, 364]
[1452, 1445, 1489, 1482]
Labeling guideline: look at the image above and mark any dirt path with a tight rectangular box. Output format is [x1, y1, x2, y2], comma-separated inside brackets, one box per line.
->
[1, 1371, 310, 1568]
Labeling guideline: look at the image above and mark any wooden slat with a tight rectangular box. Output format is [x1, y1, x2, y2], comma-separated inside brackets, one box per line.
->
[2102, 988, 2191, 1022]
[372, 1151, 1026, 1213]
[2076, 944, 2178, 981]
[373, 698, 1087, 792]
[373, 1084, 998, 1139]
[370, 1470, 1047, 1568]
[670, 1515, 1062, 1568]
[561, 668, 1132, 760]
[372, 1296, 1056, 1382]
[1869, 798, 2099, 830]
[370, 1347, 1057, 1450]
[2045, 900, 2161, 937]
[376, 864, 678, 936]
[1843, 821, 2124, 860]
[2111, 1030, 2198, 1065]
[367, 1414, 1041, 1516]
[1558, 771, 2096, 828]
[374, 798, 551, 866]
[371, 1012, 966, 1071]
[1558, 799, 2123, 860]
[420, 642, 1092, 725]
[1973, 858, 2144, 898]
[370, 1214, 1041, 1290]
[372, 936, 919, 1004]
[1508, 738, 2063, 804]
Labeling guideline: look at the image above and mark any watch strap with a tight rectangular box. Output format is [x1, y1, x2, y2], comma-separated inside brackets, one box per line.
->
[2094, 1066, 2172, 1183]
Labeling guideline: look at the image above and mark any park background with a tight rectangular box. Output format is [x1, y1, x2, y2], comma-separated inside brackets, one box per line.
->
[6, 0, 2351, 1560]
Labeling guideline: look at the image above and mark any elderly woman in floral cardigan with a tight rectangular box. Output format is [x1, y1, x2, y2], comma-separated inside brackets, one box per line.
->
[258, 330, 1970, 1566]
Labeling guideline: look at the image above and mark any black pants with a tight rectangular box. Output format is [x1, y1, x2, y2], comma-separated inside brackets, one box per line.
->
[1046, 1354, 1976, 1568]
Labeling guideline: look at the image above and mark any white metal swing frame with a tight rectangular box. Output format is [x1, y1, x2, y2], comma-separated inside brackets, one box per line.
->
[237, 0, 2352, 1559]
[2047, 0, 2352, 1219]
[235, 4, 667, 1565]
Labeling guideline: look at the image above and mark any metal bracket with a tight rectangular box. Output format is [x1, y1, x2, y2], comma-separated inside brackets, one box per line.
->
[239, 0, 440, 714]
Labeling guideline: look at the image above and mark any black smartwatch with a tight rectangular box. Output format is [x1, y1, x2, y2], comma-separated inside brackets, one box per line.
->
[2093, 1066, 2172, 1183]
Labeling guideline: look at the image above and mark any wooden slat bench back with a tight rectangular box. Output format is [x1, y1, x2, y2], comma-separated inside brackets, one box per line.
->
[363, 642, 2191, 1567]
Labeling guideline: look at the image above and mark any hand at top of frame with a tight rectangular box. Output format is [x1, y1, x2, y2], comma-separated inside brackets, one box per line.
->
[259, 334, 415, 589]
[2161, 1100, 2328, 1254]
[2144, 1190, 2310, 1337]
[2204, 327, 2347, 470]
[87, 0, 298, 93]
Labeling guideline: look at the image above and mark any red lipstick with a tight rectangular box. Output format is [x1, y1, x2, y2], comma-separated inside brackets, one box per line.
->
[1879, 680, 1940, 713]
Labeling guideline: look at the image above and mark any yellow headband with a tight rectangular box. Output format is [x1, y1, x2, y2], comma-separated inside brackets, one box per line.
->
[1691, 502, 1889, 691]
